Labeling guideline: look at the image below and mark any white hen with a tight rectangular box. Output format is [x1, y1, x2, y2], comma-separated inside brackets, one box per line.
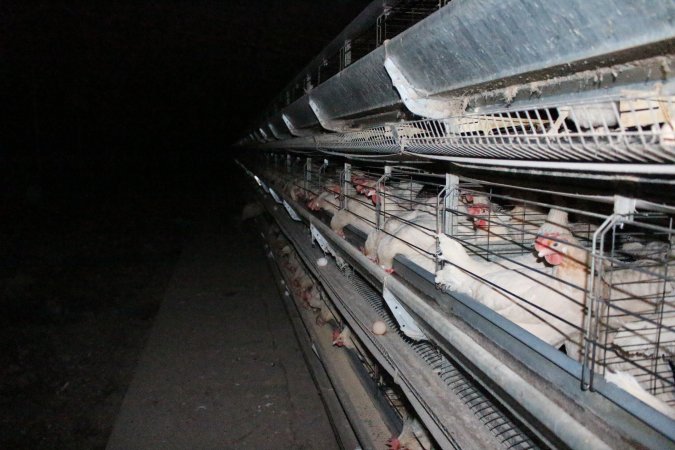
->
[553, 102, 619, 132]
[363, 210, 420, 262]
[436, 231, 589, 348]
[330, 198, 377, 237]
[605, 370, 675, 419]
[376, 211, 437, 273]
[387, 416, 432, 450]
[605, 312, 675, 408]
[307, 191, 339, 215]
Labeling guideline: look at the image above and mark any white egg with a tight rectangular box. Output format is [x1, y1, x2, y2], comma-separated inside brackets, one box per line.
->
[372, 320, 387, 335]
[317, 257, 328, 267]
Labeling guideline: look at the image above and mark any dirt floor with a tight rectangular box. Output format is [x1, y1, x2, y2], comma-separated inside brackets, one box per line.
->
[0, 169, 196, 449]
[106, 199, 337, 449]
[0, 159, 339, 449]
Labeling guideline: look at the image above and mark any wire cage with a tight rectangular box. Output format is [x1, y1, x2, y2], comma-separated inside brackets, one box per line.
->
[255, 156, 675, 419]
[258, 166, 543, 448]
[348, 24, 379, 64]
[269, 95, 675, 166]
[584, 211, 675, 407]
[258, 0, 452, 116]
[438, 189, 674, 417]
[376, 0, 447, 45]
[402, 95, 675, 163]
[317, 125, 399, 153]
[360, 168, 444, 273]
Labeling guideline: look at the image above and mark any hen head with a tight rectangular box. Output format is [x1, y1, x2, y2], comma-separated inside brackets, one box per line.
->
[306, 198, 319, 211]
[332, 329, 346, 347]
[468, 203, 491, 230]
[365, 188, 380, 205]
[326, 184, 341, 196]
[534, 233, 567, 265]
[353, 177, 370, 193]
[386, 437, 403, 450]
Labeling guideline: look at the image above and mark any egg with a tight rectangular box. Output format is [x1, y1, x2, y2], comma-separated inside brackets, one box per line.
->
[317, 257, 328, 267]
[372, 320, 387, 335]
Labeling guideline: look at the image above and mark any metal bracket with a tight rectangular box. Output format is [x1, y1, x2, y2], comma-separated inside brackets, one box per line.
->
[375, 166, 392, 229]
[305, 157, 312, 181]
[341, 163, 352, 210]
[388, 124, 406, 153]
[319, 158, 329, 175]
[310, 223, 348, 269]
[382, 285, 427, 341]
[283, 200, 301, 221]
[269, 188, 283, 204]
[282, 113, 316, 137]
[613, 195, 637, 221]
[384, 42, 462, 120]
[444, 174, 460, 236]
[311, 223, 336, 256]
[308, 97, 357, 132]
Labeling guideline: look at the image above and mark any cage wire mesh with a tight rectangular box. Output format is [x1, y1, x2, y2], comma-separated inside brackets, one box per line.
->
[256, 156, 675, 418]
[585, 213, 675, 407]
[275, 95, 675, 163]
[376, 0, 448, 45]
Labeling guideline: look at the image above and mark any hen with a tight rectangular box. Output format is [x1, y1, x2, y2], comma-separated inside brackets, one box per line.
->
[376, 211, 437, 273]
[387, 416, 432, 450]
[330, 197, 377, 237]
[436, 231, 587, 348]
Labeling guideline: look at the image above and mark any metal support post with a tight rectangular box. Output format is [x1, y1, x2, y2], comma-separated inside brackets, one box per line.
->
[305, 157, 312, 193]
[376, 166, 392, 229]
[444, 174, 460, 236]
[342, 163, 352, 210]
[318, 158, 329, 190]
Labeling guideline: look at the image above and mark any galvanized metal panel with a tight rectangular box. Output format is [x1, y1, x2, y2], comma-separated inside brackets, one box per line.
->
[263, 1, 399, 117]
[250, 0, 675, 156]
[386, 0, 675, 98]
[267, 114, 292, 139]
[282, 96, 320, 131]
[309, 46, 401, 121]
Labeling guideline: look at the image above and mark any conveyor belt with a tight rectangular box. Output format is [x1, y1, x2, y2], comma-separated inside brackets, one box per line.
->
[348, 274, 539, 450]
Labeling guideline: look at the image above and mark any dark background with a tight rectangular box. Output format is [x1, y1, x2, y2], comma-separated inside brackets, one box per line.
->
[2, 0, 369, 187]
[0, 1, 369, 447]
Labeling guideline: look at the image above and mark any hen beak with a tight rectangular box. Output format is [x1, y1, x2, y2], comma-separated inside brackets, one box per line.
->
[534, 235, 557, 257]
[474, 218, 488, 230]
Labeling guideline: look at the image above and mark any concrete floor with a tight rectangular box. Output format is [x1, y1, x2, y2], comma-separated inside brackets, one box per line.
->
[106, 215, 338, 449]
